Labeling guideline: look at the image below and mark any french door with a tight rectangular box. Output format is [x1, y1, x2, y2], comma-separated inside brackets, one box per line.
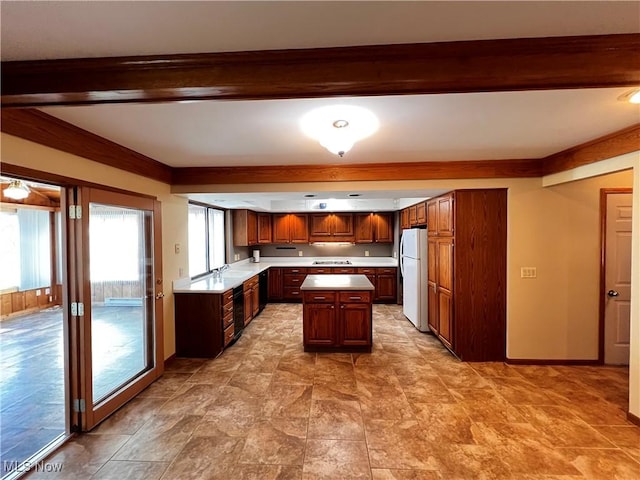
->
[70, 187, 163, 430]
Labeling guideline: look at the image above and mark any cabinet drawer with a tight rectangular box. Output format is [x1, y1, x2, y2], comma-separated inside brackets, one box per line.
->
[308, 267, 330, 274]
[377, 268, 396, 275]
[222, 289, 233, 304]
[223, 310, 234, 329]
[303, 291, 337, 303]
[356, 267, 376, 275]
[339, 291, 372, 303]
[283, 287, 302, 300]
[283, 274, 307, 286]
[332, 267, 355, 274]
[222, 300, 234, 318]
[223, 324, 235, 347]
[284, 267, 308, 274]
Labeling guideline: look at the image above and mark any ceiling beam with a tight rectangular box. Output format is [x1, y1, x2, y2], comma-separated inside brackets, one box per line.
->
[2, 34, 639, 108]
[172, 160, 542, 186]
[1, 109, 173, 184]
[543, 123, 640, 175]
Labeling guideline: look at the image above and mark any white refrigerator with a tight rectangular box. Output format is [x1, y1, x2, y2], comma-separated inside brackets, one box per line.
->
[400, 228, 429, 332]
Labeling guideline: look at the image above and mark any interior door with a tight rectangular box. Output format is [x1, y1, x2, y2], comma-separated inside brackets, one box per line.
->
[75, 187, 163, 430]
[604, 191, 632, 365]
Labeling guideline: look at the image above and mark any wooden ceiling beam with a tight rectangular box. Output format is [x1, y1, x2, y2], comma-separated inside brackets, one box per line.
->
[2, 34, 639, 108]
[542, 124, 640, 175]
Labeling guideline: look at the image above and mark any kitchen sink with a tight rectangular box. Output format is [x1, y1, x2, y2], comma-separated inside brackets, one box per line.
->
[312, 260, 352, 265]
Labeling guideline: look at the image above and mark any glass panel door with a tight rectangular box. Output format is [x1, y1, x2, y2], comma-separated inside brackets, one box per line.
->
[77, 188, 163, 430]
[89, 204, 153, 402]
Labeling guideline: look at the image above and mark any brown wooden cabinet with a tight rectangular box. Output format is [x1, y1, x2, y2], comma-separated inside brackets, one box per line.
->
[268, 267, 283, 301]
[416, 202, 427, 225]
[303, 290, 372, 351]
[375, 267, 397, 302]
[354, 212, 393, 243]
[273, 213, 309, 244]
[400, 208, 410, 230]
[408, 205, 417, 226]
[233, 209, 258, 246]
[243, 275, 260, 326]
[282, 267, 307, 301]
[309, 213, 354, 242]
[175, 289, 234, 357]
[257, 213, 272, 244]
[426, 189, 507, 361]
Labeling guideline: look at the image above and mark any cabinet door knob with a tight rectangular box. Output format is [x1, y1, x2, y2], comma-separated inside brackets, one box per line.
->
[607, 290, 620, 297]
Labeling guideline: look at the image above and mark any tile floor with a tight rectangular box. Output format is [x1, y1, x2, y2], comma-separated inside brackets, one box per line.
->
[23, 303, 640, 479]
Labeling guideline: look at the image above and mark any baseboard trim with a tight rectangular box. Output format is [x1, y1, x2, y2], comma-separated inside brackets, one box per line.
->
[628, 412, 640, 426]
[505, 358, 600, 365]
[164, 353, 176, 369]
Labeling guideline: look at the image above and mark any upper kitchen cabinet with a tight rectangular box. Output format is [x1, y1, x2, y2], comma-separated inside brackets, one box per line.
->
[257, 213, 272, 244]
[354, 212, 393, 243]
[400, 208, 410, 230]
[427, 193, 454, 236]
[233, 209, 258, 246]
[273, 213, 309, 244]
[309, 213, 354, 242]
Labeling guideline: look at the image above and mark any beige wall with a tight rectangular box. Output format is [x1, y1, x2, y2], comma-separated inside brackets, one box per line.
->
[1, 133, 189, 359]
[1, 133, 635, 369]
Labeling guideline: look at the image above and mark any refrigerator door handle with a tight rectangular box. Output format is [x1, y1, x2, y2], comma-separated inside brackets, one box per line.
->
[399, 233, 405, 277]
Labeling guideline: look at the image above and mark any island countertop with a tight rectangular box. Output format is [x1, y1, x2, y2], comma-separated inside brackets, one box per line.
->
[300, 274, 375, 291]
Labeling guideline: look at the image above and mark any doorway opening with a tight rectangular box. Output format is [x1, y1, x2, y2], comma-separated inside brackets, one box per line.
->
[0, 176, 69, 477]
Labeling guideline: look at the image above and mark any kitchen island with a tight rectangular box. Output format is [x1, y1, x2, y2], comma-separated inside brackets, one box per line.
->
[301, 274, 375, 352]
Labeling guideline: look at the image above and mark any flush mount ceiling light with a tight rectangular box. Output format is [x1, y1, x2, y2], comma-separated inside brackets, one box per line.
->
[618, 88, 640, 104]
[3, 179, 30, 200]
[300, 105, 379, 157]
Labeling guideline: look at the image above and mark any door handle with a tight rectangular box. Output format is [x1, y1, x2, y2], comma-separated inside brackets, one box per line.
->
[607, 290, 619, 297]
[155, 292, 165, 299]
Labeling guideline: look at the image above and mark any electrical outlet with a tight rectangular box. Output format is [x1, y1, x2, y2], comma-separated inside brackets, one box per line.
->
[179, 267, 184, 277]
[36, 289, 41, 296]
[365, 250, 370, 257]
[521, 267, 537, 279]
[174, 243, 181, 254]
[298, 251, 303, 257]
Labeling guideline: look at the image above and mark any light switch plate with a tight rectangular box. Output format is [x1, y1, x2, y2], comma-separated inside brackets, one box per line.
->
[521, 267, 537, 279]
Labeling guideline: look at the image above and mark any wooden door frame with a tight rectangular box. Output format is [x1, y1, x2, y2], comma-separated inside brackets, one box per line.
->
[599, 187, 633, 364]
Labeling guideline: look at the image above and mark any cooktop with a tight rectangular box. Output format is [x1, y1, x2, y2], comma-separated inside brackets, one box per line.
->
[312, 260, 353, 265]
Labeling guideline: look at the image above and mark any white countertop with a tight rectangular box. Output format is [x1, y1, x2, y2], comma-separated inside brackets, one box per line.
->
[301, 274, 375, 291]
[173, 256, 397, 294]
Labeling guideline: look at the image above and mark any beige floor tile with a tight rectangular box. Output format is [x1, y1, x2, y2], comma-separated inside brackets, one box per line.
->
[411, 402, 475, 444]
[364, 418, 440, 470]
[158, 436, 243, 479]
[371, 469, 442, 479]
[40, 433, 130, 466]
[593, 424, 640, 448]
[308, 399, 364, 440]
[93, 397, 168, 435]
[112, 414, 202, 462]
[229, 464, 303, 480]
[303, 439, 371, 480]
[517, 405, 616, 448]
[262, 384, 313, 418]
[239, 417, 308, 466]
[560, 447, 640, 479]
[91, 460, 169, 480]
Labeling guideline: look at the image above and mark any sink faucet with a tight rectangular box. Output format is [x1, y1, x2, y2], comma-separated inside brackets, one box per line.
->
[219, 264, 230, 272]
[212, 264, 229, 280]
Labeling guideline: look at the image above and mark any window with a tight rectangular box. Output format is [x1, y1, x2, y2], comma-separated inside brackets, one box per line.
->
[188, 203, 225, 277]
[0, 208, 52, 291]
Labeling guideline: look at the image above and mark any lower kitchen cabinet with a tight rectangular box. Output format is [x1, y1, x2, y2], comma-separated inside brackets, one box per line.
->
[243, 275, 260, 326]
[302, 290, 372, 352]
[174, 289, 233, 358]
[268, 267, 283, 300]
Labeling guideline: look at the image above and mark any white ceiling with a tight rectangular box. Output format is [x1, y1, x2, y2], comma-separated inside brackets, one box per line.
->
[2, 1, 639, 211]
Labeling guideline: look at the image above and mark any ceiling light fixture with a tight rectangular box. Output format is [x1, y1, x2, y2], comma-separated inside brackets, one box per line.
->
[618, 88, 640, 104]
[3, 179, 30, 200]
[300, 105, 379, 157]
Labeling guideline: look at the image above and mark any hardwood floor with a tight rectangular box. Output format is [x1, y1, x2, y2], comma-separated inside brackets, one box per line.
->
[4, 303, 639, 479]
